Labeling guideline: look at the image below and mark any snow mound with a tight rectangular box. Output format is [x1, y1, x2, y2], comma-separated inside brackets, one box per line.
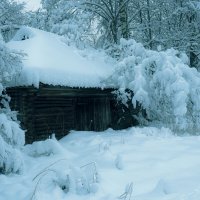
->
[24, 138, 66, 157]
[7, 26, 115, 88]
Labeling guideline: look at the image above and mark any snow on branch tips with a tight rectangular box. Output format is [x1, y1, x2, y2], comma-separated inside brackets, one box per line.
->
[105, 38, 200, 132]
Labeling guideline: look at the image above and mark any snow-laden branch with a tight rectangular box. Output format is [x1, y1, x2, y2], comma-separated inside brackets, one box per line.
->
[105, 38, 200, 132]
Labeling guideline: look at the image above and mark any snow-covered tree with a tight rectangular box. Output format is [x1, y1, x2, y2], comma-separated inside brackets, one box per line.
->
[0, 0, 25, 41]
[24, 9, 47, 30]
[0, 35, 25, 174]
[39, 0, 94, 48]
[171, 0, 200, 68]
[105, 38, 200, 132]
[128, 0, 200, 68]
[84, 0, 131, 45]
[28, 0, 200, 65]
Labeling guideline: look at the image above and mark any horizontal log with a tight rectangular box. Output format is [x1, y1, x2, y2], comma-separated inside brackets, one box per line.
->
[34, 110, 74, 115]
[34, 103, 74, 108]
[34, 129, 72, 134]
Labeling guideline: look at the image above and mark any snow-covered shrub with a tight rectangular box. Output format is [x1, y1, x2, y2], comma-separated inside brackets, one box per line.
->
[31, 161, 99, 198]
[0, 98, 25, 174]
[31, 168, 70, 200]
[105, 38, 200, 132]
[70, 162, 99, 195]
[24, 138, 65, 157]
[0, 38, 25, 174]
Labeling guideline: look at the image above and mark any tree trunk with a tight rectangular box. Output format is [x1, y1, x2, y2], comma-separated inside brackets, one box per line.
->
[146, 0, 152, 49]
[119, 0, 129, 39]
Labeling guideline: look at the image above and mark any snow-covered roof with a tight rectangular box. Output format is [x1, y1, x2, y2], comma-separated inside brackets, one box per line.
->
[7, 27, 115, 88]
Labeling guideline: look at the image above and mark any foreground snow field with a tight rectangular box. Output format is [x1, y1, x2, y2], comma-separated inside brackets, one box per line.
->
[1, 127, 200, 200]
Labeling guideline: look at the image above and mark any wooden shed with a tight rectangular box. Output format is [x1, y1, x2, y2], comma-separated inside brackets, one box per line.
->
[6, 27, 139, 143]
[7, 84, 138, 143]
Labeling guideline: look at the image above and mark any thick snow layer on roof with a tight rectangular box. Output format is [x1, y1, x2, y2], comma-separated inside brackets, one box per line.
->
[7, 27, 115, 88]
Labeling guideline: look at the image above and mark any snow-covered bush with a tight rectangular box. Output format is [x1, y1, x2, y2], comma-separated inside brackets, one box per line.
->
[105, 38, 200, 132]
[31, 168, 70, 200]
[71, 162, 99, 195]
[31, 161, 99, 198]
[0, 98, 25, 174]
[0, 37, 25, 174]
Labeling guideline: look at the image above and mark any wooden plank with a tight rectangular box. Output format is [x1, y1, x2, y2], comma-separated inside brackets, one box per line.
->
[7, 84, 134, 144]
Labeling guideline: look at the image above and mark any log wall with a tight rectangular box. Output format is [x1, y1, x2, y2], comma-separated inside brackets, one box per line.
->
[7, 84, 138, 144]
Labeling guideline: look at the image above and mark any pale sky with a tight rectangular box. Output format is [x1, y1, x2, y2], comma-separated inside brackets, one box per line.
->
[17, 0, 41, 11]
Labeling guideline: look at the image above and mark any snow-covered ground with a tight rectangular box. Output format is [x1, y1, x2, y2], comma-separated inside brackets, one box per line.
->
[1, 127, 200, 200]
